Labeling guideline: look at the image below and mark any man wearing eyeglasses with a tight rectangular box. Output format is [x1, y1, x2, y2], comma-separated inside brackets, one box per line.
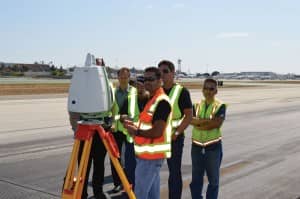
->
[190, 78, 226, 199]
[158, 60, 193, 199]
[123, 67, 172, 199]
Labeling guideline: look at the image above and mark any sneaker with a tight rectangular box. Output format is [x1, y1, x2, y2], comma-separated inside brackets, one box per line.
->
[111, 185, 122, 193]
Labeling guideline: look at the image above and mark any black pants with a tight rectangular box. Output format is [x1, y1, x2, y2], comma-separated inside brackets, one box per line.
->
[79, 132, 107, 199]
[110, 131, 126, 186]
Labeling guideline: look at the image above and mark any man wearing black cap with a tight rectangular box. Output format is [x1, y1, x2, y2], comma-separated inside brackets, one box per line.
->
[134, 76, 150, 111]
[118, 75, 149, 196]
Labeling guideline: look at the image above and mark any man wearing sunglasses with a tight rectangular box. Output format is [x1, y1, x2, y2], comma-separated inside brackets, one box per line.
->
[123, 67, 172, 199]
[158, 60, 193, 199]
[190, 78, 226, 199]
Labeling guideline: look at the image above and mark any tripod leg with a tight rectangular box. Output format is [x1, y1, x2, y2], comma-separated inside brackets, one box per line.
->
[73, 138, 93, 199]
[62, 139, 80, 192]
[95, 125, 136, 199]
[103, 137, 136, 199]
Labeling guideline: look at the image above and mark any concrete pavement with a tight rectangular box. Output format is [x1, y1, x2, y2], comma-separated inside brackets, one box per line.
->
[1, 82, 300, 198]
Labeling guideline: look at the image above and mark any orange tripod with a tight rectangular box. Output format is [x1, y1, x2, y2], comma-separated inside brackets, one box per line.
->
[61, 122, 136, 199]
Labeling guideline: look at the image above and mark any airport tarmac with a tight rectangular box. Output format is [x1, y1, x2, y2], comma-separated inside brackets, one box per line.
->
[0, 82, 300, 199]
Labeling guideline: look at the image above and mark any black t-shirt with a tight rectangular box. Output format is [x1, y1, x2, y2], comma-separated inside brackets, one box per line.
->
[152, 100, 171, 123]
[121, 98, 171, 123]
[164, 86, 193, 113]
[120, 98, 148, 115]
[120, 100, 127, 115]
[137, 98, 148, 111]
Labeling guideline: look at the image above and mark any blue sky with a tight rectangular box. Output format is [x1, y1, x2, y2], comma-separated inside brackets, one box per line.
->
[1, 0, 300, 74]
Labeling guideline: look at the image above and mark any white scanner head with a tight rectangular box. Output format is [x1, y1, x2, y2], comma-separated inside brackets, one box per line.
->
[68, 53, 113, 114]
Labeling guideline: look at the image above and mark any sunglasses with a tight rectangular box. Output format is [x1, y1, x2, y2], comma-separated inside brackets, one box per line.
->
[203, 87, 216, 91]
[144, 77, 157, 82]
[162, 69, 170, 74]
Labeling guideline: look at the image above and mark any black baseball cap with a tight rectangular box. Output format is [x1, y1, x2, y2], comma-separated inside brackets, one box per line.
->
[136, 76, 144, 83]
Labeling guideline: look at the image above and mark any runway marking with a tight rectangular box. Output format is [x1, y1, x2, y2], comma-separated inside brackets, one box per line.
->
[0, 125, 68, 134]
[0, 143, 72, 159]
[0, 97, 66, 104]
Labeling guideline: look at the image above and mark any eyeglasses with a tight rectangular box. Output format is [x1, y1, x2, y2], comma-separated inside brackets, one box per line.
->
[144, 77, 157, 82]
[203, 87, 216, 91]
[162, 69, 170, 74]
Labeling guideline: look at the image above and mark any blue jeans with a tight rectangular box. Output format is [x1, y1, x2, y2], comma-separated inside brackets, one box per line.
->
[190, 142, 223, 199]
[135, 157, 164, 199]
[167, 134, 184, 199]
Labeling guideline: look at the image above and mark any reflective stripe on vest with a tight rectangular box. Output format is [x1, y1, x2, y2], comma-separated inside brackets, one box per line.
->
[192, 137, 222, 147]
[110, 82, 115, 103]
[134, 88, 172, 159]
[192, 99, 225, 146]
[125, 87, 139, 143]
[168, 84, 183, 130]
[128, 87, 137, 119]
[112, 86, 139, 143]
[135, 143, 171, 153]
[114, 114, 120, 121]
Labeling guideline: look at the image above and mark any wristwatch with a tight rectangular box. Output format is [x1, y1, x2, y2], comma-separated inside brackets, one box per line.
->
[174, 131, 180, 136]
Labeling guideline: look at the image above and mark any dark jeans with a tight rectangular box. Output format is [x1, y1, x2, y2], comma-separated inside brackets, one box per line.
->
[167, 134, 185, 199]
[190, 142, 223, 199]
[125, 141, 136, 188]
[120, 141, 136, 199]
[110, 131, 126, 186]
[79, 132, 107, 199]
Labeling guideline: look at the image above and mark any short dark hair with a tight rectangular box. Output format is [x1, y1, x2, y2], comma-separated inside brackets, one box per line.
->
[158, 60, 175, 72]
[145, 67, 161, 79]
[117, 67, 130, 77]
[204, 78, 217, 87]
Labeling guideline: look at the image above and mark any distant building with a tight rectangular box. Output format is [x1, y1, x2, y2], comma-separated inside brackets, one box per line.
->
[220, 71, 278, 80]
[239, 72, 277, 80]
[0, 62, 51, 77]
